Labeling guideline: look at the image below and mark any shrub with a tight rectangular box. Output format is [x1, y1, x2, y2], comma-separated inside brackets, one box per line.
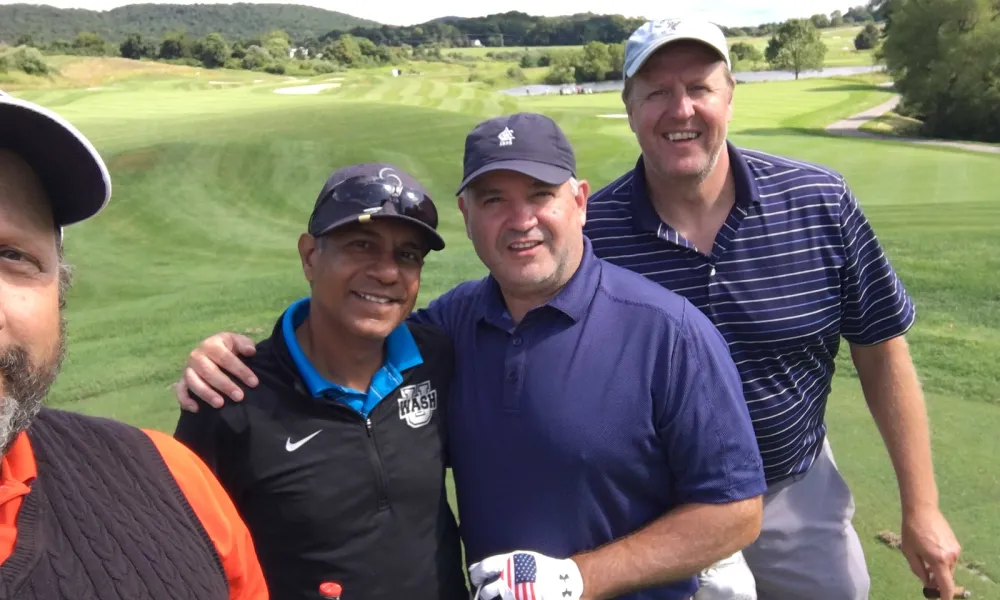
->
[312, 60, 341, 74]
[9, 46, 50, 75]
[506, 66, 526, 81]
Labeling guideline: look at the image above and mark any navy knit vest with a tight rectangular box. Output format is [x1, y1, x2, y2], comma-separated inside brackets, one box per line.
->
[0, 408, 229, 599]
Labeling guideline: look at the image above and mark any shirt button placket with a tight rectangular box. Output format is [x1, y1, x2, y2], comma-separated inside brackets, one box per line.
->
[502, 334, 524, 412]
[706, 260, 718, 318]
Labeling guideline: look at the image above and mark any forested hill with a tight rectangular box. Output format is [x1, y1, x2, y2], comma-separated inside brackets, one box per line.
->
[0, 3, 377, 44]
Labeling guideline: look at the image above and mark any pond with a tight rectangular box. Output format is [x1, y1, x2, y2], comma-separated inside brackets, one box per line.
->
[500, 65, 886, 96]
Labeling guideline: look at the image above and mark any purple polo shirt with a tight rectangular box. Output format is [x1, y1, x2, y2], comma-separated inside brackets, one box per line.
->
[410, 238, 766, 600]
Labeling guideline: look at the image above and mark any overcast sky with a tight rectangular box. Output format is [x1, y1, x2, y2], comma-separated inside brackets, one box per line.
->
[0, 0, 859, 27]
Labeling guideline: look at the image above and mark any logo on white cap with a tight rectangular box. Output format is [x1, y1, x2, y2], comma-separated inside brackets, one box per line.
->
[497, 126, 515, 147]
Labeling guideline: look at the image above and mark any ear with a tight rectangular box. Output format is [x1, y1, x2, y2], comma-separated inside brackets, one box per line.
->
[623, 84, 637, 134]
[727, 83, 735, 124]
[298, 233, 318, 283]
[575, 180, 590, 227]
[457, 194, 472, 240]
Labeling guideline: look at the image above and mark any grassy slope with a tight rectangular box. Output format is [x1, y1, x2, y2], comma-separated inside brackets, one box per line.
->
[10, 61, 999, 599]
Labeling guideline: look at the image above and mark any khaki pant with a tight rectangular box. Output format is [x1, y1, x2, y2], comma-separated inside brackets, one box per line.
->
[697, 437, 871, 600]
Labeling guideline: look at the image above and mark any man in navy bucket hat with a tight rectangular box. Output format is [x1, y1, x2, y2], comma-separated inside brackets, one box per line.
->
[175, 113, 768, 600]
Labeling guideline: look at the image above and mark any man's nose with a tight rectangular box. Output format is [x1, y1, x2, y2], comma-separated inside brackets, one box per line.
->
[367, 249, 401, 284]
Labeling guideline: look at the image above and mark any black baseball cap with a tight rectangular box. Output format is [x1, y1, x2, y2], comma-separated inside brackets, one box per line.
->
[456, 112, 576, 195]
[0, 90, 111, 228]
[308, 162, 445, 251]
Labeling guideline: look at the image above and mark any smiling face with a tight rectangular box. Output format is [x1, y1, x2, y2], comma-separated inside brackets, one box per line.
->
[458, 170, 588, 304]
[625, 41, 734, 184]
[299, 219, 429, 341]
[0, 150, 66, 454]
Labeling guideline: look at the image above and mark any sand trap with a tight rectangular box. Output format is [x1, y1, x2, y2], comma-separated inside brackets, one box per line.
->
[86, 86, 104, 91]
[253, 79, 264, 83]
[273, 83, 341, 95]
[596, 114, 629, 118]
[323, 77, 344, 82]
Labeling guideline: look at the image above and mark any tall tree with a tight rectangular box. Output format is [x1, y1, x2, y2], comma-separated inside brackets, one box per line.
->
[159, 30, 189, 59]
[198, 33, 230, 68]
[120, 32, 154, 60]
[854, 22, 882, 49]
[765, 19, 827, 79]
[730, 41, 765, 66]
[881, 0, 1000, 141]
[72, 31, 108, 56]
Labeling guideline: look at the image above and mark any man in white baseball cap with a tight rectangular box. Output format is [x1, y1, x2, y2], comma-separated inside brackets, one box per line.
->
[623, 18, 732, 78]
[0, 92, 268, 599]
[0, 90, 111, 227]
[585, 16, 962, 600]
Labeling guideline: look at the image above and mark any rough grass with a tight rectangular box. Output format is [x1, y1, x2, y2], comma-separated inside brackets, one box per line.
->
[860, 110, 925, 137]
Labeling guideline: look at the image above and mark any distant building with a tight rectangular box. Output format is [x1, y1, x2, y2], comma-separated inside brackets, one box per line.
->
[471, 39, 483, 47]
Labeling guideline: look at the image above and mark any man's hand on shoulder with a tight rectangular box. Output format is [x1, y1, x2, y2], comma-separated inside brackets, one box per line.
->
[176, 332, 259, 413]
[470, 551, 584, 600]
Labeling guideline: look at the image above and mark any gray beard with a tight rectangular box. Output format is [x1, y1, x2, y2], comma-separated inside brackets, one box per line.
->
[0, 322, 66, 455]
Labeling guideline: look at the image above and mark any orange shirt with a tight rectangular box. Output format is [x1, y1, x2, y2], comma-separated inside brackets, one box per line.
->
[0, 429, 268, 600]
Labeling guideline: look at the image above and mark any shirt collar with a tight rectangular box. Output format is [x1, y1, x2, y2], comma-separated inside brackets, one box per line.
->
[281, 297, 423, 398]
[628, 141, 761, 235]
[0, 432, 36, 504]
[477, 236, 603, 328]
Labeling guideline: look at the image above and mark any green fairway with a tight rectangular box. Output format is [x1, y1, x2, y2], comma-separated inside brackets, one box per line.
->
[10, 59, 999, 599]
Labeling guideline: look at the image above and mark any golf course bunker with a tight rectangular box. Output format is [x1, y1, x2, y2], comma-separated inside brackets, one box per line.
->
[273, 83, 341, 95]
[597, 114, 629, 118]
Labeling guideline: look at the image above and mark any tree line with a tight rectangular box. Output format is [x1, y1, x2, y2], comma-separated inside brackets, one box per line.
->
[3, 3, 885, 54]
[0, 3, 373, 45]
[322, 5, 884, 49]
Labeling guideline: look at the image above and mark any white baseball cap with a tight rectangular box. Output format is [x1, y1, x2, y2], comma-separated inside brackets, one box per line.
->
[0, 90, 111, 227]
[624, 19, 732, 79]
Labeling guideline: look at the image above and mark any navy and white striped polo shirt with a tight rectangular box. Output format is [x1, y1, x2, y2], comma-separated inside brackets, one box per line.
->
[584, 143, 915, 483]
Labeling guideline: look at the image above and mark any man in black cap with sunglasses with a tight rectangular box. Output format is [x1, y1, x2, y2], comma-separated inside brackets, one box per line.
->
[173, 163, 467, 600]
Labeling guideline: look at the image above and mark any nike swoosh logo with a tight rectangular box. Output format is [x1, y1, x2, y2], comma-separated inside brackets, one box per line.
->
[285, 430, 322, 452]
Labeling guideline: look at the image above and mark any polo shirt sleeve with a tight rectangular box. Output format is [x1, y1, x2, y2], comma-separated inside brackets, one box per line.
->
[408, 287, 460, 336]
[656, 304, 767, 505]
[143, 429, 268, 600]
[838, 183, 916, 345]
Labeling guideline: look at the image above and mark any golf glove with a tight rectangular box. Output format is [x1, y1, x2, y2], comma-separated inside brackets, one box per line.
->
[695, 551, 757, 600]
[469, 550, 584, 600]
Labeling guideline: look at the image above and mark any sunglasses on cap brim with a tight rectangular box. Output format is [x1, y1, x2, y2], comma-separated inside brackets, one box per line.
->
[310, 174, 439, 234]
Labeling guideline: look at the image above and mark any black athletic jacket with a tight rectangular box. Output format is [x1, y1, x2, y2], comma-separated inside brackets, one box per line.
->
[174, 316, 467, 600]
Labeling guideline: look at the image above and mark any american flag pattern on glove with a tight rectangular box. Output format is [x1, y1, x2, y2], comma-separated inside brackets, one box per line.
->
[500, 552, 538, 600]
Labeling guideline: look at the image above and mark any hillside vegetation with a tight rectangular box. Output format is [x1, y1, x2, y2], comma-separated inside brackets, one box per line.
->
[0, 3, 376, 44]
